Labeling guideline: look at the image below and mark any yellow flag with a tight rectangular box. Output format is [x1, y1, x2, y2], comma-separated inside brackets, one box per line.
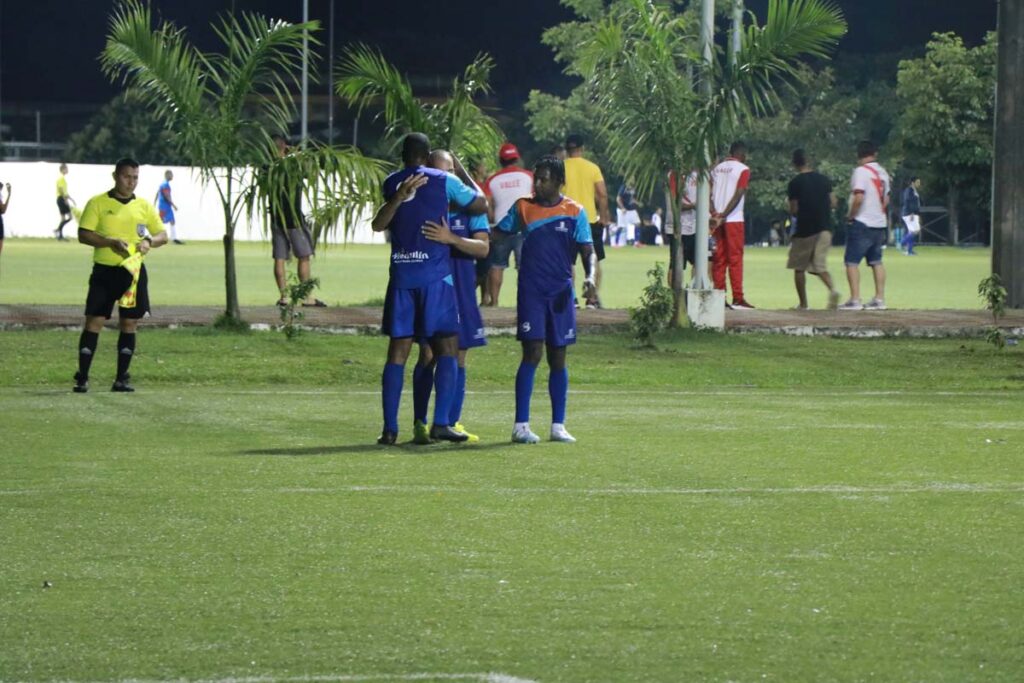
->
[119, 252, 144, 308]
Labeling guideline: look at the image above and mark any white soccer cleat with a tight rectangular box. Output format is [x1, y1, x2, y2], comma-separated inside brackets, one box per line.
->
[549, 424, 577, 443]
[837, 299, 863, 311]
[511, 425, 541, 444]
[864, 297, 887, 311]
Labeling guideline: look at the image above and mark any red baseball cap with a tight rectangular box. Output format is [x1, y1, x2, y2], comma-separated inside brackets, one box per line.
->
[498, 142, 520, 162]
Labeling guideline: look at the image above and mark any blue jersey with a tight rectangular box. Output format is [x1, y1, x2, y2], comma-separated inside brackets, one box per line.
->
[157, 181, 173, 211]
[449, 211, 489, 349]
[497, 195, 591, 297]
[382, 166, 481, 289]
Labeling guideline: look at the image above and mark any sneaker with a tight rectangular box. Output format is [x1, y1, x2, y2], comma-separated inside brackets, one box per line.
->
[550, 424, 577, 443]
[511, 425, 541, 444]
[838, 299, 863, 311]
[452, 422, 479, 443]
[864, 298, 887, 311]
[72, 372, 89, 394]
[731, 299, 755, 310]
[827, 290, 841, 310]
[791, 305, 809, 311]
[430, 424, 469, 442]
[412, 419, 432, 445]
[173, 239, 186, 245]
[111, 378, 135, 392]
[377, 430, 397, 446]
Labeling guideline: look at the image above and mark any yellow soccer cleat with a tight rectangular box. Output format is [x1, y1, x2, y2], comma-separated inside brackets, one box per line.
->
[412, 419, 432, 445]
[452, 422, 479, 443]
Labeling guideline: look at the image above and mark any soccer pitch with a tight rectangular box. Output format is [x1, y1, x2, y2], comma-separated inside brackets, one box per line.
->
[2, 329, 1022, 682]
[0, 239, 991, 311]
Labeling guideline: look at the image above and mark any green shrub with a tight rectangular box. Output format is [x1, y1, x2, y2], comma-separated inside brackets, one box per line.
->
[629, 263, 674, 348]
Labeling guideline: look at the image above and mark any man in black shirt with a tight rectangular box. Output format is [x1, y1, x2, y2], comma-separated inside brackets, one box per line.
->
[786, 149, 840, 310]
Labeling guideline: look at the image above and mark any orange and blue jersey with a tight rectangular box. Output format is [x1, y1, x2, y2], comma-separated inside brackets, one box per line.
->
[497, 195, 591, 297]
[382, 166, 481, 289]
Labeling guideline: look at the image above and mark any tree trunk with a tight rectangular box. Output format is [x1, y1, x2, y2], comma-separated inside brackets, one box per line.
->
[948, 185, 959, 246]
[668, 189, 685, 327]
[992, 0, 1024, 308]
[222, 196, 241, 322]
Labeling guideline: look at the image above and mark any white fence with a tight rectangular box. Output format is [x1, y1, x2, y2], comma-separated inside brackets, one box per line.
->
[0, 161, 382, 244]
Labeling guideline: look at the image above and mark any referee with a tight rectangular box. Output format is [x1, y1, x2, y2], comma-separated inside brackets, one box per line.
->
[73, 158, 167, 393]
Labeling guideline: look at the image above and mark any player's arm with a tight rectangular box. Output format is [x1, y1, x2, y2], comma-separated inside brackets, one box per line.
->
[719, 180, 748, 219]
[594, 180, 611, 225]
[0, 183, 9, 213]
[422, 218, 490, 259]
[574, 209, 597, 298]
[370, 174, 428, 232]
[446, 173, 488, 216]
[830, 192, 838, 210]
[846, 192, 864, 222]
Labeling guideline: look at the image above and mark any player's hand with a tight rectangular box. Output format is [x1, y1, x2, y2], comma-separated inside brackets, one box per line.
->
[108, 239, 131, 257]
[396, 173, 428, 201]
[422, 217, 454, 244]
[137, 239, 152, 255]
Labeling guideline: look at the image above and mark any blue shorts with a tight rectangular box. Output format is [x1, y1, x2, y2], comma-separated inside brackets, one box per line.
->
[844, 220, 887, 266]
[382, 277, 460, 339]
[159, 206, 175, 224]
[517, 282, 577, 346]
[486, 231, 523, 269]
[453, 261, 486, 349]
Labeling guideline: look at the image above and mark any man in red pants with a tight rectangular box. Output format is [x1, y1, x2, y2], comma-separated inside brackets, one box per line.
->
[711, 141, 755, 309]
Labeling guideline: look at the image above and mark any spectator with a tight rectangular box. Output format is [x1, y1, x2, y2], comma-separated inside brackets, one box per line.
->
[839, 140, 892, 311]
[901, 177, 922, 255]
[563, 134, 611, 307]
[786, 149, 841, 310]
[482, 142, 533, 307]
[711, 142, 755, 309]
[615, 177, 641, 246]
[664, 170, 697, 287]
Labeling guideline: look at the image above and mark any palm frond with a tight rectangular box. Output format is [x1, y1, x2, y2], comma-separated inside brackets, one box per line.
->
[335, 44, 430, 143]
[100, 0, 206, 129]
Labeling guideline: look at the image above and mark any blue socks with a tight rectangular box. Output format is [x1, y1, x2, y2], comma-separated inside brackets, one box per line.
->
[432, 355, 458, 428]
[549, 368, 568, 424]
[449, 366, 467, 425]
[381, 363, 404, 433]
[515, 362, 538, 423]
[412, 363, 434, 424]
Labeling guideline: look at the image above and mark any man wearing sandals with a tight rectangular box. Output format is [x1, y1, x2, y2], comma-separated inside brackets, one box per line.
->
[269, 133, 325, 308]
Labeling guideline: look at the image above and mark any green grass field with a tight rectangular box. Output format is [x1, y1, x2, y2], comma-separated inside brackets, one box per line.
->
[0, 238, 992, 310]
[2, 328, 1022, 682]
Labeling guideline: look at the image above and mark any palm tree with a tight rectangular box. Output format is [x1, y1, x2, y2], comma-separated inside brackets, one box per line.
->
[577, 0, 846, 325]
[101, 1, 385, 323]
[335, 44, 504, 162]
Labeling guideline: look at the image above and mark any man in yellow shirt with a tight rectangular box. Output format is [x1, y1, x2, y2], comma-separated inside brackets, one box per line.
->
[55, 163, 75, 241]
[73, 158, 167, 393]
[562, 134, 610, 307]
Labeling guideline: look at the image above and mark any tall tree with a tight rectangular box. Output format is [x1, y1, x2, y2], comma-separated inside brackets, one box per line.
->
[101, 1, 385, 323]
[896, 32, 997, 245]
[335, 45, 504, 162]
[568, 0, 846, 325]
[66, 94, 185, 166]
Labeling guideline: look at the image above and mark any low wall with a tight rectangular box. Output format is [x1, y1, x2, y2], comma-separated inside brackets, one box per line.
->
[0, 161, 382, 244]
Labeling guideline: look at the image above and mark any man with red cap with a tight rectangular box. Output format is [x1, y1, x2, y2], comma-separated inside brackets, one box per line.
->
[482, 142, 533, 306]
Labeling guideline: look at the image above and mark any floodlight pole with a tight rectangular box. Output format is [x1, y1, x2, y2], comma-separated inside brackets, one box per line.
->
[300, 0, 309, 145]
[992, 0, 1024, 307]
[731, 1, 744, 63]
[691, 0, 716, 291]
[327, 0, 335, 147]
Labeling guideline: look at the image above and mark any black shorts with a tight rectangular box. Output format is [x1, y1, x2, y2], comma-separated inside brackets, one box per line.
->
[84, 263, 150, 319]
[57, 197, 71, 215]
[574, 222, 606, 264]
[666, 234, 696, 271]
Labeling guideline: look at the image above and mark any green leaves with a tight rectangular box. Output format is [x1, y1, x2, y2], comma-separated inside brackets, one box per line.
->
[335, 45, 503, 161]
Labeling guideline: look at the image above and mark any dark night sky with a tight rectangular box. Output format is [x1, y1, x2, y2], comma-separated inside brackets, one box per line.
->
[0, 0, 999, 106]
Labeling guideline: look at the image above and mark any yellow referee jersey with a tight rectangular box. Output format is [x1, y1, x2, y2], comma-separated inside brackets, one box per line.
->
[57, 176, 68, 198]
[79, 191, 165, 266]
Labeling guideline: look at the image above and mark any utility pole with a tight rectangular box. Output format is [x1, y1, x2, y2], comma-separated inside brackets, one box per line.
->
[691, 0, 715, 293]
[731, 0, 744, 63]
[993, 0, 1024, 307]
[327, 0, 335, 146]
[300, 0, 309, 145]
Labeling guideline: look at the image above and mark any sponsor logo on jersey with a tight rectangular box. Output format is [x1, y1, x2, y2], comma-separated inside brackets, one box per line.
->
[521, 322, 531, 332]
[555, 221, 568, 233]
[392, 250, 430, 263]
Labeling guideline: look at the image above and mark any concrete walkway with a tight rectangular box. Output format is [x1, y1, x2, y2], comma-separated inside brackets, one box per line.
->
[2, 304, 1022, 338]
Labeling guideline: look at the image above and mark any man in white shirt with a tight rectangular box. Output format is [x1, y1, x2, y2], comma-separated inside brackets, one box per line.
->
[839, 140, 892, 311]
[483, 142, 533, 306]
[711, 142, 754, 309]
[664, 170, 697, 287]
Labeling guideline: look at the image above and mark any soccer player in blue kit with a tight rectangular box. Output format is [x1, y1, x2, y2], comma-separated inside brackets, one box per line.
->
[495, 155, 597, 444]
[410, 149, 491, 444]
[371, 133, 488, 445]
